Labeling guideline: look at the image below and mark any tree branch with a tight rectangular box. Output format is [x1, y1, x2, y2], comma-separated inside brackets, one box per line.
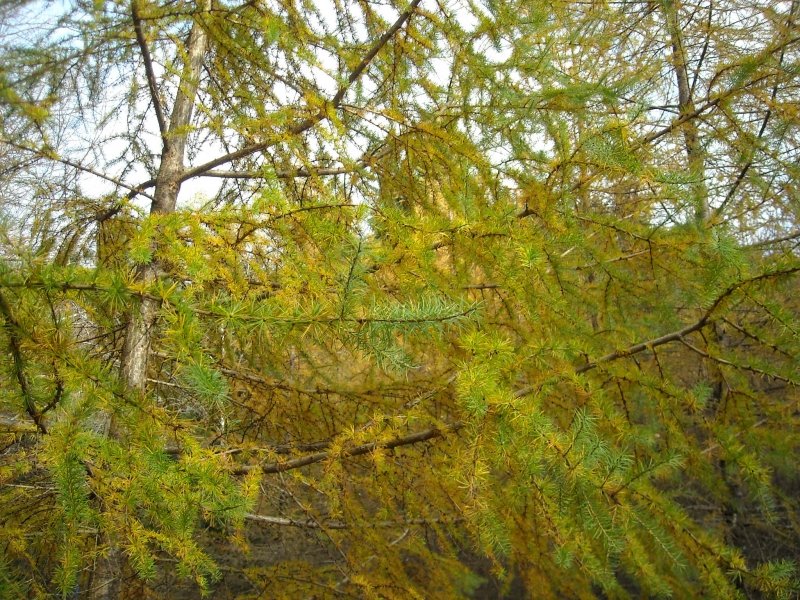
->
[200, 143, 392, 180]
[641, 95, 722, 145]
[745, 230, 800, 249]
[679, 338, 795, 384]
[234, 422, 462, 475]
[640, 31, 800, 148]
[576, 319, 710, 374]
[131, 0, 167, 136]
[330, 0, 422, 108]
[576, 266, 800, 373]
[203, 166, 355, 179]
[0, 291, 47, 434]
[714, 0, 798, 218]
[230, 268, 798, 476]
[0, 138, 154, 199]
[245, 513, 463, 529]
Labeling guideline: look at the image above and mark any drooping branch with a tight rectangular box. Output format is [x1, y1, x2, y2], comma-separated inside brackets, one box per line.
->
[0, 138, 154, 199]
[679, 338, 796, 384]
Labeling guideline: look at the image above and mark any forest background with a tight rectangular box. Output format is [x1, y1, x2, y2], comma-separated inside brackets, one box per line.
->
[0, 0, 799, 598]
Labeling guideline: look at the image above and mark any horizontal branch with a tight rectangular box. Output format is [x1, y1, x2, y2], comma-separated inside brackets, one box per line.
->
[233, 422, 463, 475]
[745, 230, 800, 249]
[202, 141, 394, 181]
[244, 513, 463, 530]
[203, 166, 355, 179]
[192, 305, 478, 327]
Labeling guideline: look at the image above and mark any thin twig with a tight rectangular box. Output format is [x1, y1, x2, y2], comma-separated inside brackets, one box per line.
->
[0, 138, 154, 199]
[679, 338, 795, 384]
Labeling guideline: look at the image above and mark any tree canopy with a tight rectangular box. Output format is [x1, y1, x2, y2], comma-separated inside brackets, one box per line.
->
[0, 0, 799, 598]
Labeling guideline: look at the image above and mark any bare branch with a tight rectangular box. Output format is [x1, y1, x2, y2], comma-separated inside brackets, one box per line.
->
[0, 138, 154, 199]
[131, 0, 167, 136]
[234, 422, 463, 475]
[575, 267, 800, 374]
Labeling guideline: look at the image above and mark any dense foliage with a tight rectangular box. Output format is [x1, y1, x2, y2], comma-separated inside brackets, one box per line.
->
[1, 0, 799, 597]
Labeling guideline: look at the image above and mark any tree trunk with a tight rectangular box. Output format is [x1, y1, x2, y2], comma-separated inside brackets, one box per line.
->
[662, 0, 708, 224]
[89, 3, 210, 598]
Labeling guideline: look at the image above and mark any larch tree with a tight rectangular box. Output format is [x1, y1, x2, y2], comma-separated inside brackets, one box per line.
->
[0, 0, 798, 598]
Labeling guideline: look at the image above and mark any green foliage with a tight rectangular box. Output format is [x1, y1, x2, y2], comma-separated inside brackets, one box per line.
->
[181, 361, 229, 410]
